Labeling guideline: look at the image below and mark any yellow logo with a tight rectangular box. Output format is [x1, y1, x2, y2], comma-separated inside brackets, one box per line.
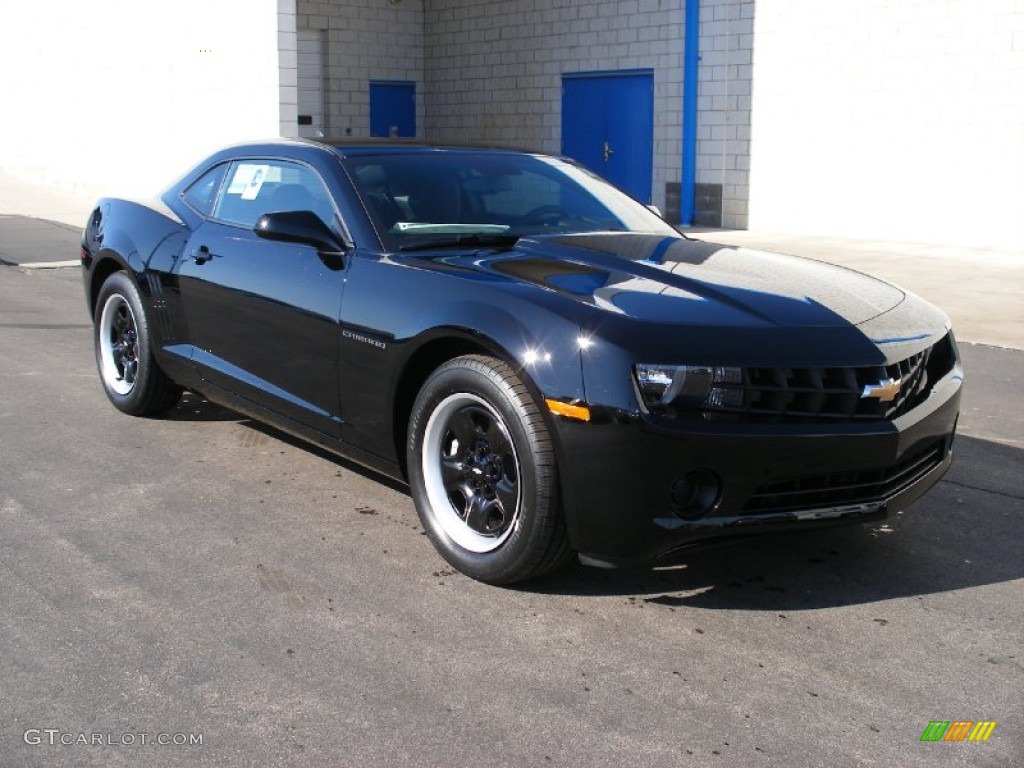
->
[861, 377, 902, 402]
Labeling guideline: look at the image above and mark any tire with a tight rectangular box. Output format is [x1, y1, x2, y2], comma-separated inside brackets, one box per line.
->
[407, 354, 572, 585]
[93, 271, 182, 416]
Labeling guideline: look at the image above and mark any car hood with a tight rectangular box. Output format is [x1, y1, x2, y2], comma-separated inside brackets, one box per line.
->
[471, 233, 907, 328]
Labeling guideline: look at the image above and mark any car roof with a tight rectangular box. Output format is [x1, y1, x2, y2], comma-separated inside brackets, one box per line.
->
[318, 138, 542, 158]
[209, 137, 547, 161]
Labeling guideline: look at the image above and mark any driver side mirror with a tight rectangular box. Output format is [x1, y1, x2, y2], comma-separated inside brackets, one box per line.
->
[254, 210, 345, 253]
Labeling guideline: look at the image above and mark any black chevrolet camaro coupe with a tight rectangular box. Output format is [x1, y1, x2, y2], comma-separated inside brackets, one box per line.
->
[82, 140, 962, 584]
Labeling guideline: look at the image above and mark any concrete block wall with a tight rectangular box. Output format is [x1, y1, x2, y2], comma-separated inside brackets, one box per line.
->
[295, 0, 424, 139]
[279, 0, 300, 138]
[695, 0, 755, 228]
[422, 0, 686, 216]
[749, 0, 1024, 247]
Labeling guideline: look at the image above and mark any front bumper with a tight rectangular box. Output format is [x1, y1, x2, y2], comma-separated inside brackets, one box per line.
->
[553, 366, 962, 567]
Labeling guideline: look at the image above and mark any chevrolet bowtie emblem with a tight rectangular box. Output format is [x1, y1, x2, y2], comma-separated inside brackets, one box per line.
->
[861, 377, 902, 402]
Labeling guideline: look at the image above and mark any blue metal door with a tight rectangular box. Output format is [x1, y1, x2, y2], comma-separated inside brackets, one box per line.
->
[561, 71, 654, 203]
[369, 81, 416, 138]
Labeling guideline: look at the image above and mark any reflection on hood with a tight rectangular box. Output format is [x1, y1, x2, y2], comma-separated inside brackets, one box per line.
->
[483, 233, 906, 328]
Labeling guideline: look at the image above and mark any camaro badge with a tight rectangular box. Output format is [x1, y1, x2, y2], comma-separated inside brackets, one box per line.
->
[861, 377, 902, 402]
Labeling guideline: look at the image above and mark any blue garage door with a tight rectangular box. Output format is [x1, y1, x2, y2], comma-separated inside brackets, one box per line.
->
[369, 81, 416, 138]
[561, 70, 654, 203]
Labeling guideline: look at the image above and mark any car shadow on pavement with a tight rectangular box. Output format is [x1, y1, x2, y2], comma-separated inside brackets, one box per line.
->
[162, 391, 244, 422]
[533, 434, 1023, 609]
[162, 391, 410, 494]
[158, 393, 1022, 609]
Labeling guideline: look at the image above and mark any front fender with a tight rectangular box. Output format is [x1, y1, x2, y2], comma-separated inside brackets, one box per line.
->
[337, 254, 589, 466]
[396, 299, 586, 403]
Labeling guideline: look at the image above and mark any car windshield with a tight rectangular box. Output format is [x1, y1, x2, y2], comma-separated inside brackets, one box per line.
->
[341, 151, 678, 251]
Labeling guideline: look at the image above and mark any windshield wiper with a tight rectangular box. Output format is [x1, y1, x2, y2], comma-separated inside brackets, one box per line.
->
[398, 234, 521, 253]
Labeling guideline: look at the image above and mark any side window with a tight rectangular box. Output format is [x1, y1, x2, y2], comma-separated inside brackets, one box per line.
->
[213, 159, 337, 229]
[182, 164, 228, 217]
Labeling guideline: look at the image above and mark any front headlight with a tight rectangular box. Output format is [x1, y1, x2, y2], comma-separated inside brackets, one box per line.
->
[634, 364, 744, 410]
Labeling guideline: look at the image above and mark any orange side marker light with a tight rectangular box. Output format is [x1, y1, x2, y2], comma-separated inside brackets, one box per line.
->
[545, 399, 591, 422]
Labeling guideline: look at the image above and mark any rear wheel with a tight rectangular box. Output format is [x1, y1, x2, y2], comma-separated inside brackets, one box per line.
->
[408, 355, 571, 584]
[94, 271, 182, 416]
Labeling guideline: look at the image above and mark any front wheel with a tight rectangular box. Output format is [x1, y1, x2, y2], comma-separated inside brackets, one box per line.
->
[94, 271, 182, 416]
[407, 355, 571, 584]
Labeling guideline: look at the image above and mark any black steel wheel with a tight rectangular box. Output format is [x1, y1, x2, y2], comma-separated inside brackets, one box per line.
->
[408, 355, 571, 584]
[94, 271, 182, 416]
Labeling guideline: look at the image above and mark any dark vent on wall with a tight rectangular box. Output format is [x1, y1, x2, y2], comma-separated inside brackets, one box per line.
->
[693, 183, 723, 227]
[664, 182, 681, 224]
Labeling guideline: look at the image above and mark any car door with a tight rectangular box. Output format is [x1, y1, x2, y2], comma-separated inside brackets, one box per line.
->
[175, 158, 347, 438]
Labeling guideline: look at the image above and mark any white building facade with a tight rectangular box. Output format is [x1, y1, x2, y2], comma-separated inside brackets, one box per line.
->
[1, 0, 1020, 247]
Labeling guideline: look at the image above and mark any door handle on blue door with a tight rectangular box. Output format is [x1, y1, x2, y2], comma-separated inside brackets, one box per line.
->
[192, 245, 212, 265]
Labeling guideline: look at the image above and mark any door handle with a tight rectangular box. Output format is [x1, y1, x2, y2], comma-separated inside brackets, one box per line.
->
[192, 245, 212, 265]
[603, 141, 614, 163]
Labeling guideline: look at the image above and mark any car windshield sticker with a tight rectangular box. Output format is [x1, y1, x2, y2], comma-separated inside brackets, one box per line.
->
[227, 163, 271, 200]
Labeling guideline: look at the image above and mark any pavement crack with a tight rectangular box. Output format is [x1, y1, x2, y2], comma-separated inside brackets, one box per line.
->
[941, 479, 1024, 502]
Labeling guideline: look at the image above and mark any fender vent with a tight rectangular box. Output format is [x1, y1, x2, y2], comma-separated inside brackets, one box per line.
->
[144, 273, 175, 344]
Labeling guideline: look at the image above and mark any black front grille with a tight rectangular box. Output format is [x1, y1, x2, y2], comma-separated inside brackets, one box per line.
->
[700, 333, 955, 424]
[742, 440, 946, 514]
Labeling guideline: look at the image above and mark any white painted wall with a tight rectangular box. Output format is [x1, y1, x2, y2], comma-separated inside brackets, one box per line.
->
[696, 0, 756, 228]
[749, 0, 1024, 247]
[0, 0, 283, 203]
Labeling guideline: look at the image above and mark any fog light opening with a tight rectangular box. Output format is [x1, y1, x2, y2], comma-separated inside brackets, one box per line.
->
[670, 470, 721, 519]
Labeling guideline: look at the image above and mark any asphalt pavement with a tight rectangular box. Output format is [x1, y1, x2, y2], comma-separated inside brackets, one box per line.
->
[0, 215, 82, 267]
[0, 219, 1021, 767]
